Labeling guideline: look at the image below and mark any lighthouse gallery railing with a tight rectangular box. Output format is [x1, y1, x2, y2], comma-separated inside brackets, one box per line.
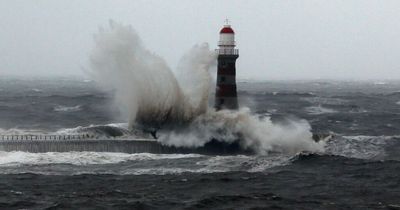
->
[215, 49, 239, 55]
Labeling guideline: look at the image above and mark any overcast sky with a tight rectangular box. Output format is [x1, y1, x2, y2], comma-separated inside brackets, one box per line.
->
[1, 0, 400, 80]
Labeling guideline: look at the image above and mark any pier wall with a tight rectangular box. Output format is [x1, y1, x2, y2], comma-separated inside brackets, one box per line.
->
[0, 135, 250, 155]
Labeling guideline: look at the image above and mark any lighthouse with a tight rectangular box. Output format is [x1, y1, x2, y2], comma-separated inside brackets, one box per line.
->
[215, 21, 239, 110]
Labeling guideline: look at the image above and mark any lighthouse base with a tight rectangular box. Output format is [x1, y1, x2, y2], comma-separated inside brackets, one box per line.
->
[215, 97, 238, 110]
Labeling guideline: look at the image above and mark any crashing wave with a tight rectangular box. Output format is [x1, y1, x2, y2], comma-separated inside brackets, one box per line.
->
[87, 21, 325, 155]
[55, 123, 152, 139]
[90, 20, 215, 129]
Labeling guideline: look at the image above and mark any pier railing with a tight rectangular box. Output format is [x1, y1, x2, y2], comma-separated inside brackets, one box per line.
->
[0, 134, 97, 141]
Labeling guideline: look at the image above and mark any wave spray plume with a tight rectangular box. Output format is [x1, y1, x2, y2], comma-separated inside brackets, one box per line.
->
[90, 20, 215, 129]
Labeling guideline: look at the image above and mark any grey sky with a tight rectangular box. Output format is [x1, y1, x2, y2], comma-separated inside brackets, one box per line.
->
[1, 0, 400, 80]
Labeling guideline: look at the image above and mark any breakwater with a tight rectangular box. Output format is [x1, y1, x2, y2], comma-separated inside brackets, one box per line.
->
[0, 135, 250, 155]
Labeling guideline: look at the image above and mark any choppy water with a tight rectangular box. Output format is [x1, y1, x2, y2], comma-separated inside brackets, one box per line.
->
[0, 77, 400, 209]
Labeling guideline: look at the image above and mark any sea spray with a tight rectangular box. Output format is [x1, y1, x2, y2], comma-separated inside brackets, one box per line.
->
[89, 21, 324, 154]
[175, 44, 216, 114]
[90, 21, 215, 129]
[159, 108, 325, 155]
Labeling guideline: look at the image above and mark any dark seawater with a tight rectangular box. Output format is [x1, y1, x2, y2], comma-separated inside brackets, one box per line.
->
[0, 77, 400, 209]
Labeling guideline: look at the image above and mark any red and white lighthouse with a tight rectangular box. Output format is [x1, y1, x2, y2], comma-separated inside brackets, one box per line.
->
[215, 21, 239, 110]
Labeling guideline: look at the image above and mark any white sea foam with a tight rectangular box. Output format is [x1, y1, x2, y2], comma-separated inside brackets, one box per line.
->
[120, 168, 224, 175]
[0, 151, 294, 175]
[195, 154, 293, 173]
[374, 81, 387, 85]
[325, 135, 396, 160]
[54, 123, 154, 139]
[0, 128, 46, 135]
[54, 105, 82, 112]
[55, 123, 128, 134]
[302, 97, 348, 105]
[159, 108, 325, 155]
[0, 151, 203, 167]
[31, 88, 42, 92]
[305, 105, 338, 115]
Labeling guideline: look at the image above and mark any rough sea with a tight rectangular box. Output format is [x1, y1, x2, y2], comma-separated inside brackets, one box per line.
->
[0, 77, 400, 209]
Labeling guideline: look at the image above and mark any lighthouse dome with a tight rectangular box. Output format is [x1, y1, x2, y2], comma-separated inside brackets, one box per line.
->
[220, 26, 235, 34]
[218, 24, 235, 47]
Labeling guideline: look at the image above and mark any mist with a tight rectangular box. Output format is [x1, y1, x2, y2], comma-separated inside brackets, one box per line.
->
[1, 0, 400, 80]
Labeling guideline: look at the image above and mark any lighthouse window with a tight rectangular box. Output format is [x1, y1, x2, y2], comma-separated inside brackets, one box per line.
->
[220, 77, 225, 82]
